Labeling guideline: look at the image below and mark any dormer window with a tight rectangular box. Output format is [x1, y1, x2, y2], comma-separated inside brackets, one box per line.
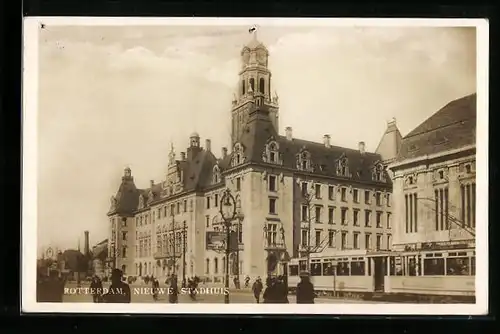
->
[232, 143, 245, 167]
[336, 154, 350, 177]
[465, 164, 471, 174]
[371, 162, 386, 182]
[296, 148, 312, 171]
[439, 170, 444, 179]
[263, 139, 281, 165]
[213, 165, 221, 184]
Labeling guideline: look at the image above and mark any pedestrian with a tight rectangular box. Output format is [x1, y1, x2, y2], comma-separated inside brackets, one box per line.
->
[151, 275, 159, 302]
[263, 277, 277, 303]
[90, 275, 103, 303]
[169, 274, 179, 304]
[244, 275, 251, 288]
[276, 275, 289, 303]
[102, 269, 131, 303]
[252, 277, 263, 303]
[296, 272, 315, 304]
[37, 270, 66, 302]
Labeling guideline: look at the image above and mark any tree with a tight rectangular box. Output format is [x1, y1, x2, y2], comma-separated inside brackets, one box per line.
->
[297, 182, 332, 273]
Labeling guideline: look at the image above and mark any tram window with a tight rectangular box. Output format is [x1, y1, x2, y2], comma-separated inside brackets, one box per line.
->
[337, 262, 349, 276]
[408, 257, 417, 276]
[423, 258, 445, 275]
[289, 265, 299, 276]
[299, 260, 307, 272]
[323, 262, 334, 276]
[446, 257, 470, 275]
[351, 261, 365, 276]
[471, 256, 475, 275]
[311, 262, 322, 276]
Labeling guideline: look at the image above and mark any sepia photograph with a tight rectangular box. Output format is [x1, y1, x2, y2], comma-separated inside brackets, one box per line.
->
[22, 17, 488, 314]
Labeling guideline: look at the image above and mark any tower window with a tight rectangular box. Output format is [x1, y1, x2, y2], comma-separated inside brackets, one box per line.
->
[249, 78, 255, 92]
[242, 80, 245, 95]
[259, 78, 265, 94]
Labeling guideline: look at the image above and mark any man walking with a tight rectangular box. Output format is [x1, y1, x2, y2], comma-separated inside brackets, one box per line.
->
[252, 277, 263, 303]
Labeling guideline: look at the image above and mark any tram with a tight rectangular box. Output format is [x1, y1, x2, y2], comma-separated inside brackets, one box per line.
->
[288, 248, 475, 301]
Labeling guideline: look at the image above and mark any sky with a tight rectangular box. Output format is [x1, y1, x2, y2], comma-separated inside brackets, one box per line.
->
[35, 23, 477, 254]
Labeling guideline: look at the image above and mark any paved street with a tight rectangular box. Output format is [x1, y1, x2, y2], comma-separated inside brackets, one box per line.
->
[62, 282, 386, 304]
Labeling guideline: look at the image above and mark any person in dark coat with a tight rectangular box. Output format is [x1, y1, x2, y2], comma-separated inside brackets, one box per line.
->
[263, 277, 277, 303]
[37, 270, 66, 302]
[90, 275, 103, 303]
[296, 273, 315, 304]
[275, 275, 289, 303]
[252, 277, 263, 303]
[168, 274, 179, 304]
[102, 269, 131, 303]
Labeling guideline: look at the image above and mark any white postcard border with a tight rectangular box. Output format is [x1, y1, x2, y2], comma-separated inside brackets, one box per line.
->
[22, 17, 489, 315]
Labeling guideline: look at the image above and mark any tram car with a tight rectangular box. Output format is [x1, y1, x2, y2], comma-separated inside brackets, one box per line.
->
[287, 248, 475, 301]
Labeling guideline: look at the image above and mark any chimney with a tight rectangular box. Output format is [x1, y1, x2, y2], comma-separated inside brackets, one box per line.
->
[150, 180, 154, 187]
[285, 127, 293, 141]
[359, 141, 366, 154]
[84, 231, 89, 256]
[222, 147, 228, 158]
[180, 152, 186, 161]
[205, 139, 211, 152]
[323, 135, 331, 148]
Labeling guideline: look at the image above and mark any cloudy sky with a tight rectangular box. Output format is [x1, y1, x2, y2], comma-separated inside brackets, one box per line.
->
[35, 23, 476, 252]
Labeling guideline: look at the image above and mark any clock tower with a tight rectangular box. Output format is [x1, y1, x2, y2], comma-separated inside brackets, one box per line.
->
[231, 32, 279, 145]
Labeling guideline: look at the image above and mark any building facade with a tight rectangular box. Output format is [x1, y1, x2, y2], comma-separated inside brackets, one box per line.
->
[106, 34, 400, 281]
[388, 93, 476, 278]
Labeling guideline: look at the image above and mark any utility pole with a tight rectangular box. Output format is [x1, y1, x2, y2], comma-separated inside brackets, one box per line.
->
[171, 214, 176, 275]
[182, 220, 187, 286]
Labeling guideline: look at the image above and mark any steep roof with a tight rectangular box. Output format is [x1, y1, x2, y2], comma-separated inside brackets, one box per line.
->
[396, 93, 476, 162]
[231, 104, 390, 185]
[109, 172, 141, 216]
[375, 119, 403, 163]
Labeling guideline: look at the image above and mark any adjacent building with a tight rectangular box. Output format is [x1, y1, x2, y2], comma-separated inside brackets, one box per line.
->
[106, 33, 401, 281]
[388, 93, 476, 276]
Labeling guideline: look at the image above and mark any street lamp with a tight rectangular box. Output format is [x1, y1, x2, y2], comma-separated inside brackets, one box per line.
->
[219, 188, 237, 304]
[235, 198, 244, 289]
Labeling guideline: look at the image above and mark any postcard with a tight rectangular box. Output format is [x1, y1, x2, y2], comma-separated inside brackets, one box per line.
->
[22, 17, 489, 314]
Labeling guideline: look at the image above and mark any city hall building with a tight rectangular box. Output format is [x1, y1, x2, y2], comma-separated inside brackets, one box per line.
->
[106, 34, 399, 281]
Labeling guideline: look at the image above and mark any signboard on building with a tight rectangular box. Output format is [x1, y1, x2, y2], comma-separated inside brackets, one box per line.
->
[206, 231, 239, 251]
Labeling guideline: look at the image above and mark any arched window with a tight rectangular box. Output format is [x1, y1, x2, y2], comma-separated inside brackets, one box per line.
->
[214, 258, 219, 274]
[249, 78, 255, 92]
[241, 80, 245, 95]
[259, 78, 265, 94]
[222, 256, 226, 274]
[336, 154, 350, 177]
[205, 258, 210, 274]
[296, 149, 311, 171]
[264, 139, 280, 164]
[232, 143, 245, 167]
[213, 165, 221, 184]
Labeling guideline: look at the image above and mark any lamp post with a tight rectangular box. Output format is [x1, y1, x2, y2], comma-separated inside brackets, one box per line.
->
[219, 188, 237, 304]
[182, 220, 187, 288]
[235, 199, 244, 289]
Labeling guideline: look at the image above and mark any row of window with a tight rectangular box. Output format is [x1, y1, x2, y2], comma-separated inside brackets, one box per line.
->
[299, 182, 390, 206]
[204, 257, 243, 275]
[300, 229, 392, 251]
[300, 204, 391, 228]
[135, 200, 193, 227]
[403, 182, 476, 234]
